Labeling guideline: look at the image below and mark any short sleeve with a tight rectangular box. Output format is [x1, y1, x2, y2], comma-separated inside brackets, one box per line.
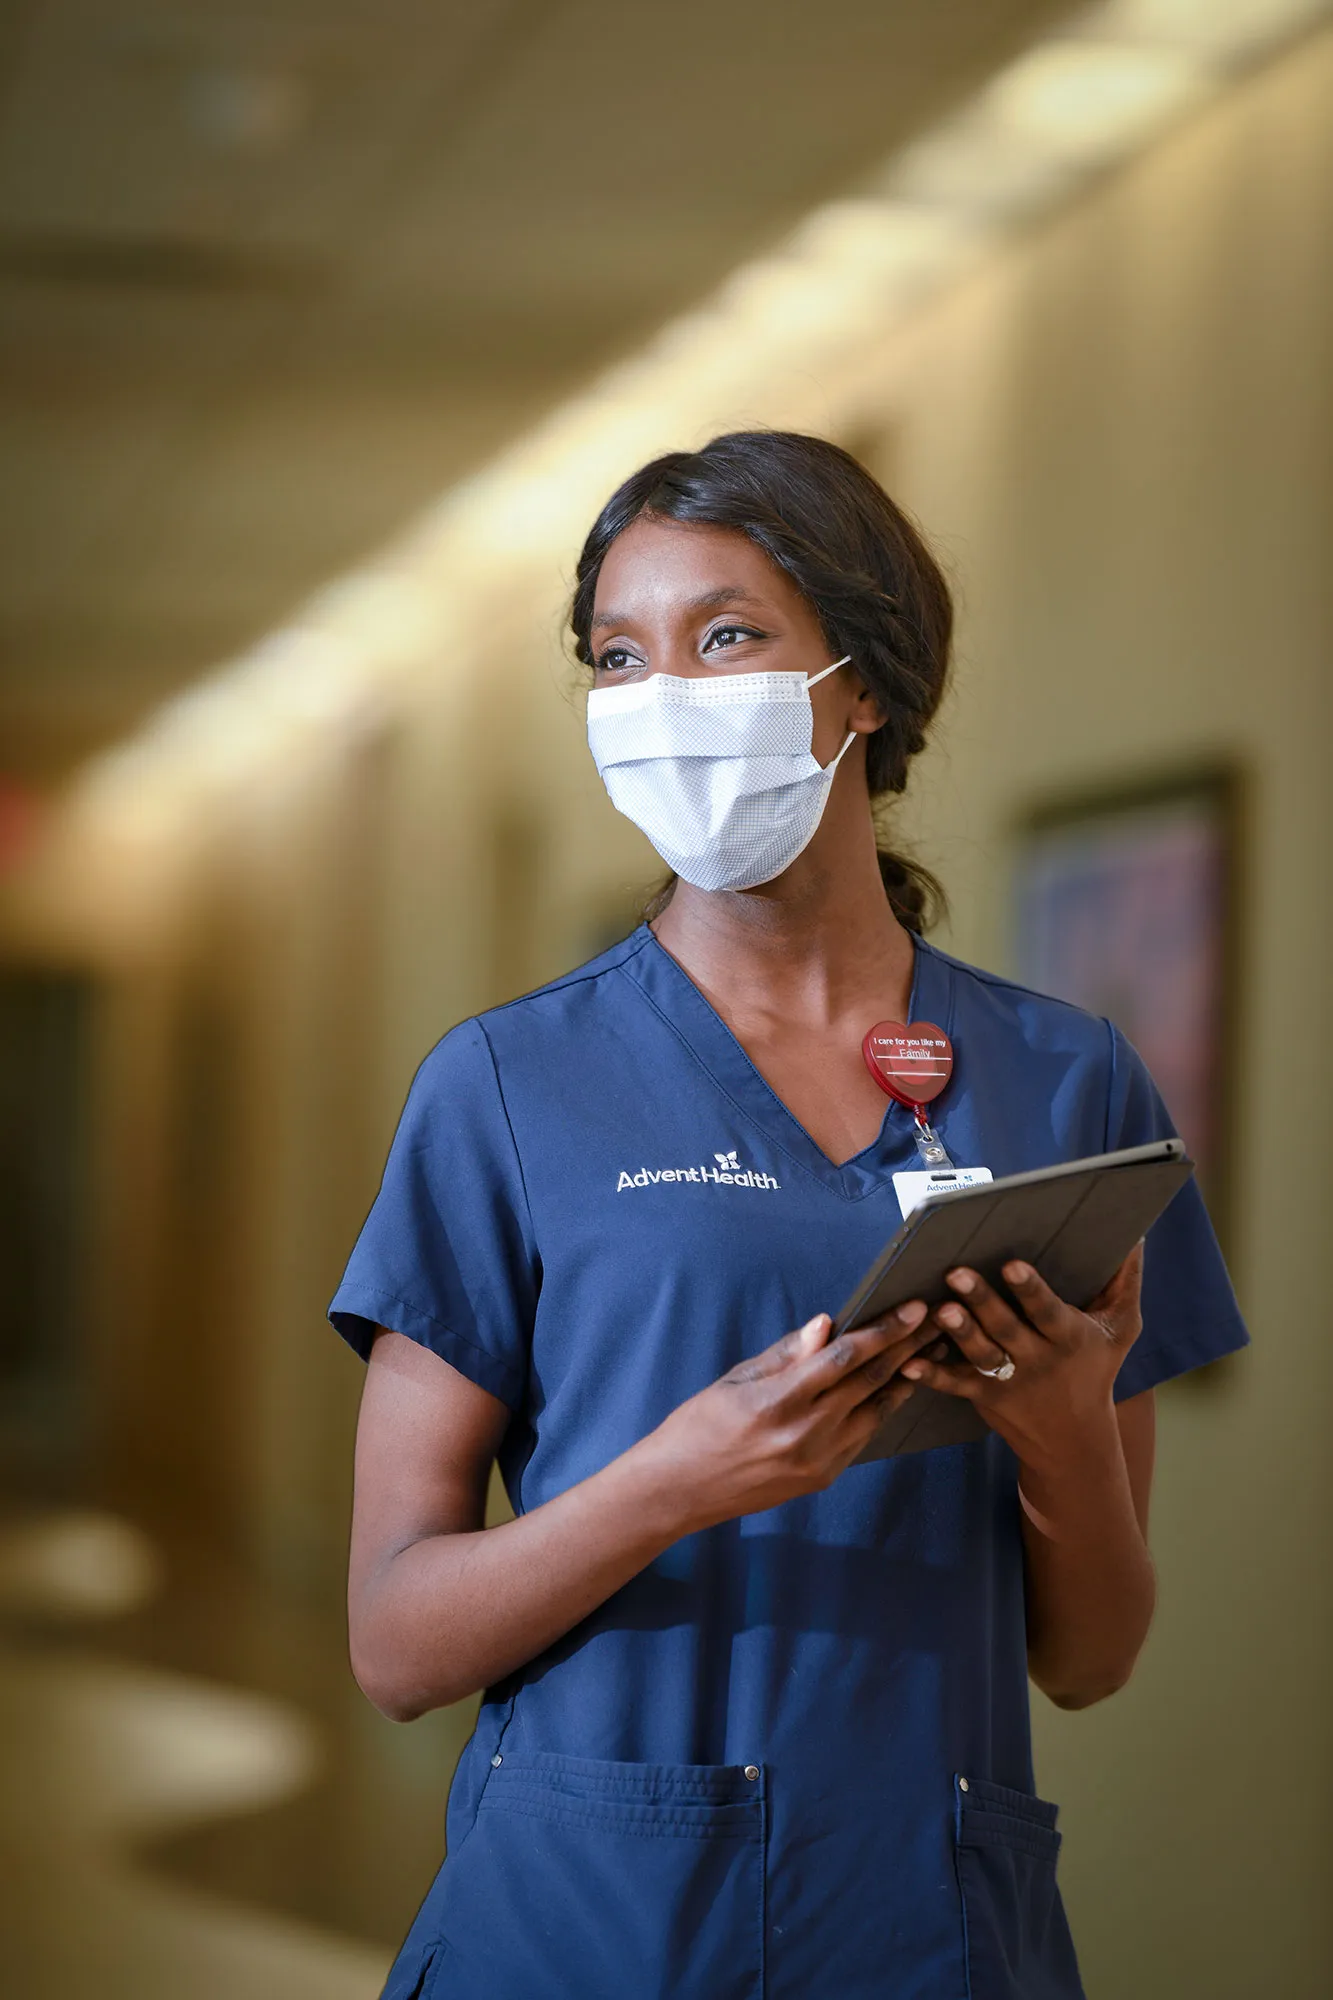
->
[1102, 1023, 1249, 1400]
[328, 1018, 539, 1409]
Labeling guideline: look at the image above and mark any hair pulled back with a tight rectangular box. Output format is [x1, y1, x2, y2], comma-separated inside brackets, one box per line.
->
[570, 429, 952, 932]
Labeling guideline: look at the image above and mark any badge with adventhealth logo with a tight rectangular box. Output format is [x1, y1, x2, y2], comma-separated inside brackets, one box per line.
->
[616, 1148, 781, 1194]
[891, 1165, 993, 1220]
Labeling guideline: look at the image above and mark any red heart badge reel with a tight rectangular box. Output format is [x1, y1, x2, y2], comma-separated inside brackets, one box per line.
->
[862, 1021, 954, 1167]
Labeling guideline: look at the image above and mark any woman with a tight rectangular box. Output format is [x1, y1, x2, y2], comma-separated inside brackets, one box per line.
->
[331, 432, 1245, 2000]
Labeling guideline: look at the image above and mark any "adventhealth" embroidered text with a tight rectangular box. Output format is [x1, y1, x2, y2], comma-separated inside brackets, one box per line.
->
[616, 1149, 781, 1194]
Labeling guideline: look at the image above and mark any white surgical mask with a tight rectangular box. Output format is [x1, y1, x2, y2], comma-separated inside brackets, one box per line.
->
[586, 659, 855, 892]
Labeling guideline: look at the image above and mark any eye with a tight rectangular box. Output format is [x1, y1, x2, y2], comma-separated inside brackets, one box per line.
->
[701, 623, 762, 654]
[594, 644, 645, 675]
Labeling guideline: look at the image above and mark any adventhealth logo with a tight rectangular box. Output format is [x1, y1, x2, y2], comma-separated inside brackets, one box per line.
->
[616, 1147, 781, 1194]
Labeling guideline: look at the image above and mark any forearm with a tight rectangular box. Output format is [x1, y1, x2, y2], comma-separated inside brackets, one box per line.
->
[1020, 1413, 1156, 1709]
[350, 1307, 921, 1721]
[351, 1440, 690, 1720]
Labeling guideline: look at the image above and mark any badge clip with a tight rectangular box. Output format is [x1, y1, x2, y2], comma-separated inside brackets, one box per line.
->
[911, 1107, 954, 1170]
[862, 1018, 956, 1169]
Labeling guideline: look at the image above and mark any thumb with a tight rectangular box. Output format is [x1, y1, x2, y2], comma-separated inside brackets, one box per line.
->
[728, 1313, 832, 1386]
[794, 1311, 833, 1356]
[1090, 1242, 1145, 1345]
[746, 1312, 832, 1380]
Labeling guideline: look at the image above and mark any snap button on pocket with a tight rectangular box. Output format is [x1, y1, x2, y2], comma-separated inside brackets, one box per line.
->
[744, 1765, 760, 1782]
[954, 1775, 1081, 1997]
[446, 1752, 766, 1998]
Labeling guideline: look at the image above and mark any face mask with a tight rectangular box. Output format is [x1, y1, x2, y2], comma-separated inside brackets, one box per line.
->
[586, 659, 855, 892]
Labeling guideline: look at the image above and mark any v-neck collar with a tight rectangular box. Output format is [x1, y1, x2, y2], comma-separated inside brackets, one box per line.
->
[618, 923, 958, 1203]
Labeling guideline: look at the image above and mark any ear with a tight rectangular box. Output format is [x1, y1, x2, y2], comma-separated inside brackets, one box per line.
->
[847, 675, 887, 735]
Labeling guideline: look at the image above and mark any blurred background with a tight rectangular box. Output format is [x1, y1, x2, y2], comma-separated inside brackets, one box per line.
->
[1, 1, 1330, 1994]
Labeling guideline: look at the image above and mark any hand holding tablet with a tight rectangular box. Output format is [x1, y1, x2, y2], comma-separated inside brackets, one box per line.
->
[837, 1139, 1193, 1461]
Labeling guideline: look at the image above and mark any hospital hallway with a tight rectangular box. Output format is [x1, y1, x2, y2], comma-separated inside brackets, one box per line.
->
[3, 1, 1333, 1995]
[0, 1494, 484, 1996]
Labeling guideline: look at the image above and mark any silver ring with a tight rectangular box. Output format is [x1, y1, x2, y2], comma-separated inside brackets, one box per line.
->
[978, 1355, 1016, 1382]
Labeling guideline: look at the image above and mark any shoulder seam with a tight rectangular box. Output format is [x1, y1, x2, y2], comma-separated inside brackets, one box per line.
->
[472, 1017, 541, 1263]
[922, 940, 1105, 1021]
[477, 927, 652, 1021]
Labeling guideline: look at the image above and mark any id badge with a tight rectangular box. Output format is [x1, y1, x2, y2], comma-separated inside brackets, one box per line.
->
[893, 1166, 994, 1221]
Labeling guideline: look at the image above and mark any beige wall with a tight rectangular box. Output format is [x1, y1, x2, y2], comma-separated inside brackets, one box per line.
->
[844, 32, 1333, 1996]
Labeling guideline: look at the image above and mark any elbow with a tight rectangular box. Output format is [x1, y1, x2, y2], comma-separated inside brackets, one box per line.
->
[1045, 1679, 1124, 1712]
[356, 1674, 429, 1725]
[349, 1646, 424, 1723]
[1029, 1585, 1156, 1712]
[349, 1627, 467, 1723]
[1034, 1661, 1136, 1711]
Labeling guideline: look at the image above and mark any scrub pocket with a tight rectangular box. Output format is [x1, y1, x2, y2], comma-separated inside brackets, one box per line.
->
[953, 1775, 1084, 2000]
[427, 1750, 766, 2000]
[380, 1936, 445, 2000]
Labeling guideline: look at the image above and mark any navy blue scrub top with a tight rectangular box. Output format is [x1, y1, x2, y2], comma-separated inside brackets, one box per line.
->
[331, 926, 1247, 2000]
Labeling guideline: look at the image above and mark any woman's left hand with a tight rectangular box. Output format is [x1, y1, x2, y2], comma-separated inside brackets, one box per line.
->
[899, 1246, 1144, 1476]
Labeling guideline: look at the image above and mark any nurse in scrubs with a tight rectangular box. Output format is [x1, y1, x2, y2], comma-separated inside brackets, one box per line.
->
[332, 431, 1246, 2000]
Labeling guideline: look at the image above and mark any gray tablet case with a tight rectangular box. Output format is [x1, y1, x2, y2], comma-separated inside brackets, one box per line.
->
[839, 1139, 1193, 1462]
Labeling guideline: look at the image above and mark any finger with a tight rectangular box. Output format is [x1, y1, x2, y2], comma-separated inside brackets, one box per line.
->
[803, 1307, 933, 1410]
[943, 1267, 1044, 1356]
[872, 1375, 917, 1415]
[932, 1300, 1012, 1376]
[826, 1328, 937, 1417]
[856, 1374, 916, 1425]
[834, 1377, 917, 1462]
[996, 1262, 1081, 1348]
[897, 1354, 987, 1403]
[730, 1313, 830, 1384]
[800, 1302, 929, 1391]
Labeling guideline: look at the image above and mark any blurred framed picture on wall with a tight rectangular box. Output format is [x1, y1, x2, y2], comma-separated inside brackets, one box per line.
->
[1013, 767, 1240, 1255]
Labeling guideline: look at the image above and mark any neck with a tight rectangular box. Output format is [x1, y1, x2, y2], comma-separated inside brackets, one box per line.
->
[652, 776, 917, 1028]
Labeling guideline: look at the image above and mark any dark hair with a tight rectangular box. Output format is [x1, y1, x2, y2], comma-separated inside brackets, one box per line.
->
[570, 429, 952, 931]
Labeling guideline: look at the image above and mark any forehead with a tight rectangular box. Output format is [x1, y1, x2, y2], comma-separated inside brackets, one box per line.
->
[592, 516, 802, 619]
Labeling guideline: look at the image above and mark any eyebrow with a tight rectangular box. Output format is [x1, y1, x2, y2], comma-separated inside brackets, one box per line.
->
[590, 586, 769, 633]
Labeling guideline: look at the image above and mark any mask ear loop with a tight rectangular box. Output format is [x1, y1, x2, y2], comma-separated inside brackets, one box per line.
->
[806, 657, 857, 772]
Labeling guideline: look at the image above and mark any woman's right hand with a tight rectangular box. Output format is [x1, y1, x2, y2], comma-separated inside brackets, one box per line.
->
[350, 1305, 932, 1719]
[636, 1302, 930, 1532]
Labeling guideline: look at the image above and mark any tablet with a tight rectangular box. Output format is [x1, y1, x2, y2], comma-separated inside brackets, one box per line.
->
[840, 1138, 1193, 1462]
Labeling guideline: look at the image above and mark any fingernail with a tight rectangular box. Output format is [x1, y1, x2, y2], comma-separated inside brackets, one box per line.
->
[901, 1363, 923, 1381]
[948, 1269, 974, 1294]
[938, 1304, 964, 1329]
[1003, 1262, 1030, 1284]
[801, 1313, 829, 1341]
[896, 1301, 927, 1329]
